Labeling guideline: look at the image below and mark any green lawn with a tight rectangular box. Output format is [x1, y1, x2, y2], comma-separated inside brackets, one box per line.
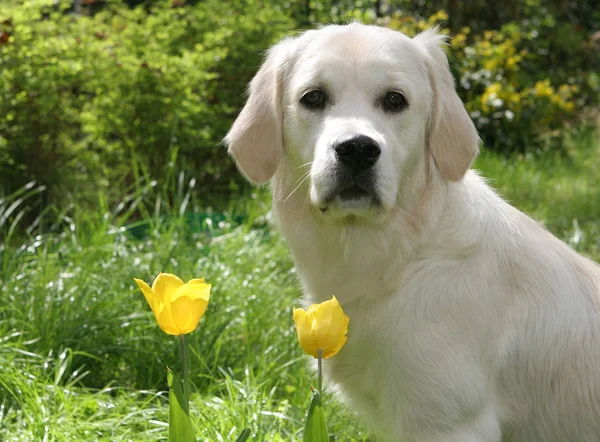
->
[1, 128, 598, 441]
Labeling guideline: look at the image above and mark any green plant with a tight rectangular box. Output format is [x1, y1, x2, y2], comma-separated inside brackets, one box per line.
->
[0, 0, 293, 228]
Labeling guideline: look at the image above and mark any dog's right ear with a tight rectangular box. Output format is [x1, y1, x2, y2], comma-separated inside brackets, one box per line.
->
[224, 39, 296, 185]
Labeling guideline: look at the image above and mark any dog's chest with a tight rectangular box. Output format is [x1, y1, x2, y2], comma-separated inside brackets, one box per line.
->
[321, 298, 411, 429]
[324, 302, 387, 386]
[317, 287, 493, 439]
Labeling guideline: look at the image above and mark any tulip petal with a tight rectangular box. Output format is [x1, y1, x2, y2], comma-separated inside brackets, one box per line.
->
[322, 334, 347, 359]
[152, 273, 184, 301]
[306, 303, 319, 315]
[134, 278, 160, 317]
[171, 282, 211, 303]
[293, 308, 319, 358]
[322, 296, 349, 358]
[170, 295, 209, 335]
[156, 304, 180, 335]
[310, 297, 336, 345]
[320, 297, 349, 358]
[187, 278, 206, 285]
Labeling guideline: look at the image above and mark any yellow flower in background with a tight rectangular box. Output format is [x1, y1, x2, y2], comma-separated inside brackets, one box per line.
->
[558, 84, 571, 95]
[428, 10, 448, 25]
[134, 273, 211, 335]
[505, 56, 519, 69]
[510, 92, 522, 106]
[293, 296, 349, 359]
[534, 80, 553, 97]
[451, 33, 467, 47]
[483, 59, 498, 71]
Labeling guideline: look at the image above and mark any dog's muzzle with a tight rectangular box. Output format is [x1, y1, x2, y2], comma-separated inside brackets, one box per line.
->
[322, 134, 380, 206]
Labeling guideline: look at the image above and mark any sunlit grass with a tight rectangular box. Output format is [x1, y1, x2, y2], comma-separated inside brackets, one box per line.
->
[0, 127, 598, 441]
[0, 206, 368, 440]
[475, 127, 600, 260]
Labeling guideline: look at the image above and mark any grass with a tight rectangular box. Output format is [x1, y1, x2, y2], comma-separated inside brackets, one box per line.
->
[0, 127, 598, 441]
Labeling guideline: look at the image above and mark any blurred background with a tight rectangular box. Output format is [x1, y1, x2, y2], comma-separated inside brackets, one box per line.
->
[0, 1, 598, 440]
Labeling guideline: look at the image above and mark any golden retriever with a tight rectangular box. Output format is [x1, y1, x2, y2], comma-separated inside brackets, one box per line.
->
[225, 23, 600, 442]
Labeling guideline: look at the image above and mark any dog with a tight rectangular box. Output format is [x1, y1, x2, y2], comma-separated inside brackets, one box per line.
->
[225, 23, 600, 441]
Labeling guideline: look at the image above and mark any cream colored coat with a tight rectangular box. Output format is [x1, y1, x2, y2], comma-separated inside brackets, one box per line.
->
[225, 23, 600, 442]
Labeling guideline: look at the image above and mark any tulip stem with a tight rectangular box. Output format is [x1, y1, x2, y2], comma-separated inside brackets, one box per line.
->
[179, 335, 189, 400]
[317, 349, 323, 394]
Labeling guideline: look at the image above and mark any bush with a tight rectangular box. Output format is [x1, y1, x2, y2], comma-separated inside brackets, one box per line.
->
[0, 0, 294, 217]
[448, 11, 599, 152]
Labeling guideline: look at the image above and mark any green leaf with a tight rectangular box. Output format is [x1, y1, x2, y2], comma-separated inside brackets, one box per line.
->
[303, 389, 329, 442]
[235, 428, 251, 442]
[167, 368, 195, 442]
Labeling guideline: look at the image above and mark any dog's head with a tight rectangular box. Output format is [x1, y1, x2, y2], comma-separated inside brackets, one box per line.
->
[225, 24, 479, 221]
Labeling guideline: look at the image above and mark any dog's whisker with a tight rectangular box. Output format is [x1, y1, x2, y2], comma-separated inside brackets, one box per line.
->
[300, 190, 311, 220]
[290, 169, 311, 187]
[295, 161, 314, 169]
[283, 171, 311, 203]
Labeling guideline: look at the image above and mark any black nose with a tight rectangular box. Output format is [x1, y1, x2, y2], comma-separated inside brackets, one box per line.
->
[333, 134, 381, 172]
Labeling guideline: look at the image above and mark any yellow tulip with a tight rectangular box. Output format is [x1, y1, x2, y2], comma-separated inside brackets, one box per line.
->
[134, 273, 211, 336]
[293, 296, 349, 359]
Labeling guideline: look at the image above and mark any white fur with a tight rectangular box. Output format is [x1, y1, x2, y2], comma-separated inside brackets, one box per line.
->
[225, 23, 600, 442]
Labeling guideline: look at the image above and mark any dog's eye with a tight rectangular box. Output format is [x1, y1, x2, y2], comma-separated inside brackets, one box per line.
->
[301, 90, 326, 110]
[383, 91, 408, 112]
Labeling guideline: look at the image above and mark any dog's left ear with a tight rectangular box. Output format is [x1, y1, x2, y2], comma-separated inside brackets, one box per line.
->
[414, 28, 479, 181]
[224, 38, 296, 185]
